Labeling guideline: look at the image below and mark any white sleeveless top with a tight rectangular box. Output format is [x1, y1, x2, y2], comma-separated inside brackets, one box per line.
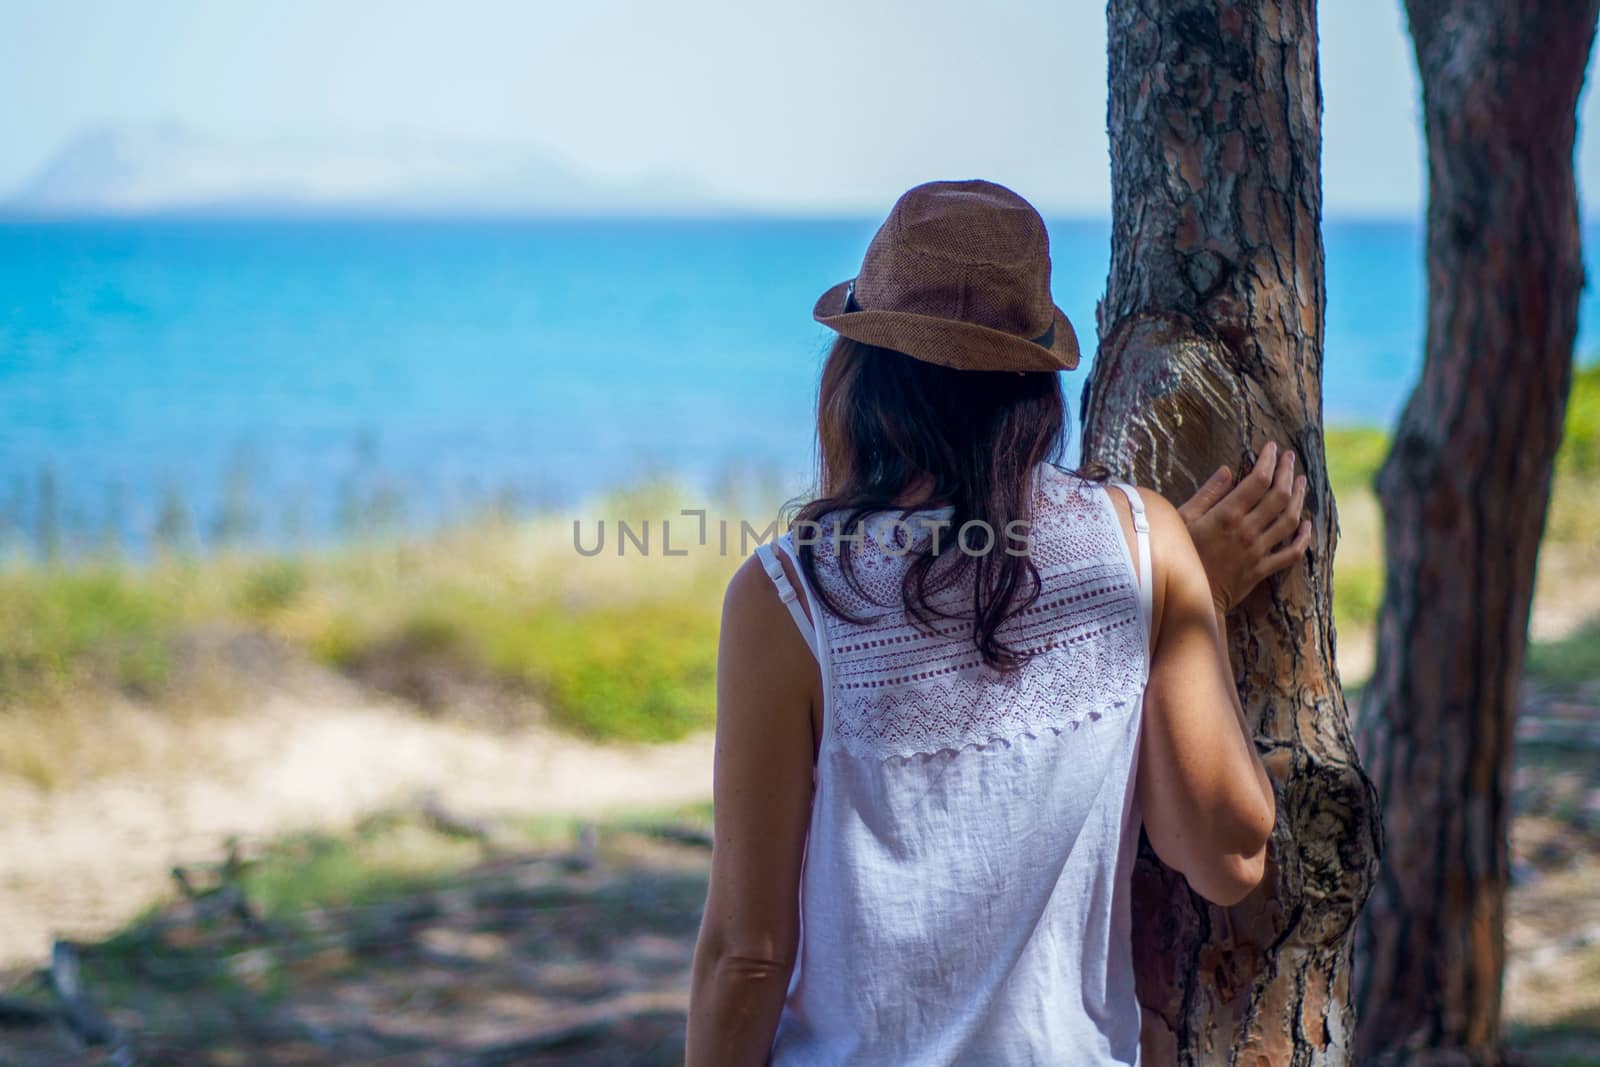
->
[754, 465, 1151, 1066]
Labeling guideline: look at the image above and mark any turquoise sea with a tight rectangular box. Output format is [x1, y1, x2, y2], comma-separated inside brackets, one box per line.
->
[0, 218, 1593, 550]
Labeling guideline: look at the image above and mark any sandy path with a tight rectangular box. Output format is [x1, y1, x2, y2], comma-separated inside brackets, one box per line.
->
[0, 684, 713, 967]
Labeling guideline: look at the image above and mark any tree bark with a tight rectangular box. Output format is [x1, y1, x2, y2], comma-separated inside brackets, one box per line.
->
[1085, 2, 1382, 1062]
[1353, 3, 1598, 1064]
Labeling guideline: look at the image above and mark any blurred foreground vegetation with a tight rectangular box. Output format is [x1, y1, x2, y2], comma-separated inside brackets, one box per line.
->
[0, 802, 715, 1065]
[3, 772, 1595, 1066]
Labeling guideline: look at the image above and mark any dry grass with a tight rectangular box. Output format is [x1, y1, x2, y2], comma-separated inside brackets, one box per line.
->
[0, 487, 764, 784]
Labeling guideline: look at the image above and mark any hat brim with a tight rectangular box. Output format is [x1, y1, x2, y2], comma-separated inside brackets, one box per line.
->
[813, 279, 1080, 373]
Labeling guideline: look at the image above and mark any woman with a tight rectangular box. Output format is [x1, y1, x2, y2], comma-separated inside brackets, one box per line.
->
[686, 180, 1310, 1065]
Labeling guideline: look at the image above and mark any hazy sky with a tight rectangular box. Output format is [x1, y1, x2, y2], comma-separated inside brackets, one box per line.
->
[1, 0, 1596, 216]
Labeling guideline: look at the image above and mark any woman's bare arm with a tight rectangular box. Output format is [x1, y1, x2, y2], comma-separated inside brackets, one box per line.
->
[685, 552, 818, 1065]
[1121, 489, 1280, 906]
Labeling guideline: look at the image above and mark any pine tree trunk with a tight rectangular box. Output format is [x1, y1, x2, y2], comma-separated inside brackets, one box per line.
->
[1085, 2, 1382, 1061]
[1352, 3, 1598, 1064]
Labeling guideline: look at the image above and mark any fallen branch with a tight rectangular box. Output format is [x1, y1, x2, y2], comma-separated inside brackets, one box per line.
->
[47, 940, 119, 1047]
[567, 821, 600, 872]
[170, 861, 265, 933]
[0, 993, 57, 1028]
[416, 790, 497, 845]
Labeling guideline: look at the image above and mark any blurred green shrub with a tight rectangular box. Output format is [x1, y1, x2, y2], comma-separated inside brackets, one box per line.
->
[316, 593, 720, 743]
[1325, 357, 1599, 490]
[503, 595, 719, 742]
[237, 559, 308, 618]
[1559, 359, 1600, 477]
[1333, 558, 1384, 638]
[1324, 426, 1391, 497]
[1526, 618, 1600, 690]
[0, 569, 179, 699]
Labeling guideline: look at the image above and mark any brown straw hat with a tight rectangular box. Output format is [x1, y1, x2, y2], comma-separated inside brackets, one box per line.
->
[814, 179, 1079, 373]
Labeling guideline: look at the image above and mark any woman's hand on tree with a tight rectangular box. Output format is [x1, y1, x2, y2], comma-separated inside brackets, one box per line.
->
[1177, 442, 1312, 613]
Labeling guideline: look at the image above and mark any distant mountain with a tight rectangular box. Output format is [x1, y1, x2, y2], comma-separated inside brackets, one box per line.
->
[5, 122, 729, 217]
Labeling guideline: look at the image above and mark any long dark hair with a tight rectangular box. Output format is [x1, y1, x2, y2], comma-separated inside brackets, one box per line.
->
[793, 337, 1070, 671]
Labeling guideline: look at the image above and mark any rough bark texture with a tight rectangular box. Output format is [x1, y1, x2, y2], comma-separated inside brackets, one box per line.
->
[1353, 3, 1598, 1064]
[1085, 2, 1382, 1062]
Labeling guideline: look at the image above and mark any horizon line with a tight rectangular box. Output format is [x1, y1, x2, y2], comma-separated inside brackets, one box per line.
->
[0, 207, 1450, 225]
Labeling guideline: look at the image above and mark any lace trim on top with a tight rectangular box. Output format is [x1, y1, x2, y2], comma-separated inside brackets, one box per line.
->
[802, 467, 1147, 761]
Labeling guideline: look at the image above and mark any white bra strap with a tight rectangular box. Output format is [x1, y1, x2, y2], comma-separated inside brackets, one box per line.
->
[1110, 482, 1154, 644]
[754, 542, 820, 662]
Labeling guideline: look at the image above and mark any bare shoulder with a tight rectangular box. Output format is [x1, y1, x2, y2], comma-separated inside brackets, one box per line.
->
[723, 553, 786, 630]
[1105, 486, 1205, 634]
[1101, 482, 1177, 518]
[724, 552, 772, 607]
[720, 552, 816, 676]
[718, 550, 820, 753]
[1132, 485, 1182, 526]
[1105, 484, 1188, 552]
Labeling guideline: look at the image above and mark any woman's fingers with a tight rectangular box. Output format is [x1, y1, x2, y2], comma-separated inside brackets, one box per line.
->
[1259, 474, 1308, 547]
[1222, 442, 1280, 516]
[1177, 466, 1234, 524]
[1254, 519, 1314, 582]
[1244, 448, 1296, 533]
